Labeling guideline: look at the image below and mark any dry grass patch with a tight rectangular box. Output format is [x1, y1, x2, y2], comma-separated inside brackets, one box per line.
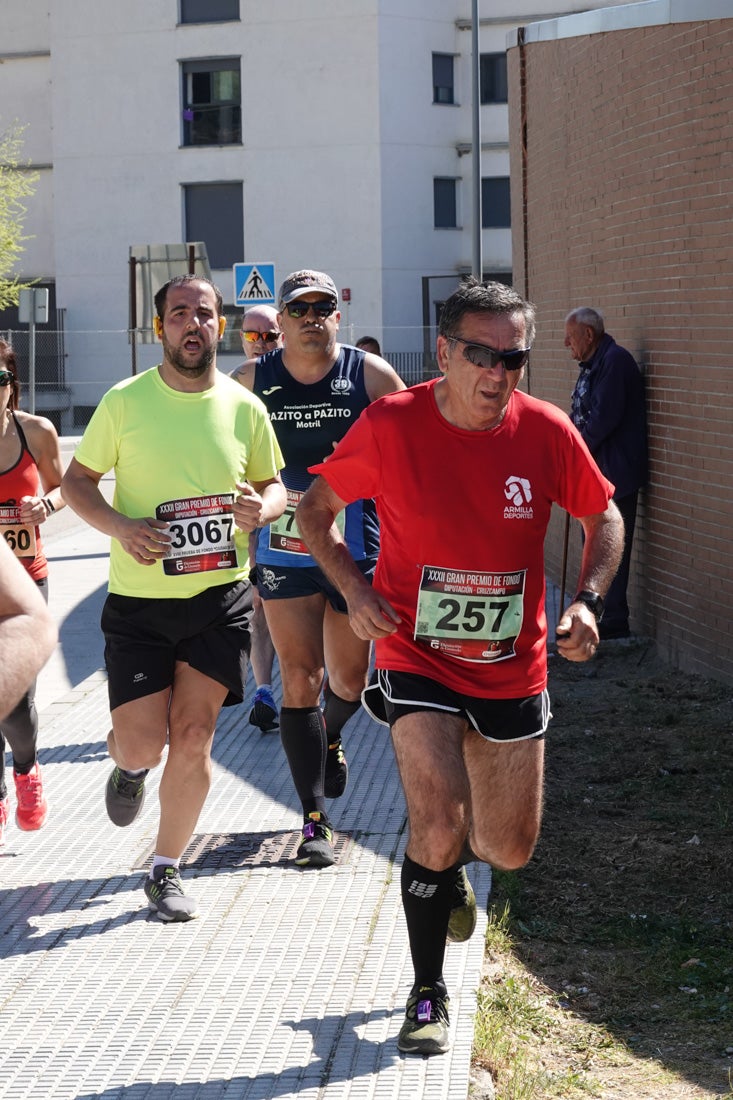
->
[471, 641, 733, 1100]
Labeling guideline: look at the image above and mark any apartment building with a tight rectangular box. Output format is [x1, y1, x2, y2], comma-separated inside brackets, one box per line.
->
[0, 0, 628, 427]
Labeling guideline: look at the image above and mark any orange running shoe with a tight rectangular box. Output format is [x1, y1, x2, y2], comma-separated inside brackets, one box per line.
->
[14, 762, 48, 831]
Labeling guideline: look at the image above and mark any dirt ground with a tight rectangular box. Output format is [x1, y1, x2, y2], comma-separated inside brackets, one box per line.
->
[472, 637, 733, 1099]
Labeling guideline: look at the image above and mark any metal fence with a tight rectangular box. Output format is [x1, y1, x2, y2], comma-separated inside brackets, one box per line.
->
[1, 327, 67, 392]
[1, 327, 440, 434]
[385, 351, 440, 386]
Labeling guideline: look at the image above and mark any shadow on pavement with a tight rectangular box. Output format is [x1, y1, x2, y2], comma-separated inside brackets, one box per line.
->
[71, 1008, 399, 1100]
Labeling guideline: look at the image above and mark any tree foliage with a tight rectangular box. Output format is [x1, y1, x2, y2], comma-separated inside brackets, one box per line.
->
[0, 122, 38, 310]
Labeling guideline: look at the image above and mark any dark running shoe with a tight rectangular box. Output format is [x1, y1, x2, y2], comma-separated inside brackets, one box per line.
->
[324, 739, 349, 798]
[105, 767, 148, 827]
[397, 986, 451, 1055]
[248, 686, 279, 733]
[295, 813, 335, 867]
[144, 865, 199, 923]
[446, 865, 477, 943]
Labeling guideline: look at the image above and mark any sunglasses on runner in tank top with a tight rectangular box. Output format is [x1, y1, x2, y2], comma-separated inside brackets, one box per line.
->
[285, 301, 337, 320]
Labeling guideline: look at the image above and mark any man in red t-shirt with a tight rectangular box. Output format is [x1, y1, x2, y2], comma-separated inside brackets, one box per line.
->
[296, 278, 624, 1056]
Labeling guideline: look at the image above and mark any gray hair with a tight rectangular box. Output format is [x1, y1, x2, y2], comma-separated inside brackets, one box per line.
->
[440, 277, 536, 345]
[565, 307, 605, 336]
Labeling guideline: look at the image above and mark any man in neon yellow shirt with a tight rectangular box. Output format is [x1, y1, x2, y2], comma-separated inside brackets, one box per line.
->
[63, 275, 285, 922]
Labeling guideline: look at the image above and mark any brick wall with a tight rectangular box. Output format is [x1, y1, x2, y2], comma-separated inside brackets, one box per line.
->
[509, 18, 733, 684]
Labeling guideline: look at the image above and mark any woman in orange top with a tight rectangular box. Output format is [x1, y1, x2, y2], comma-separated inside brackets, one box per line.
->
[0, 340, 65, 843]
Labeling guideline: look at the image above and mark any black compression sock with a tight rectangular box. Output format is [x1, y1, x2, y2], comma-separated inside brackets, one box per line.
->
[323, 681, 361, 743]
[279, 707, 328, 818]
[400, 854, 455, 994]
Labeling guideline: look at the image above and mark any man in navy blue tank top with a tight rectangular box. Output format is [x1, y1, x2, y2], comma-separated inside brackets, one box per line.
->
[232, 269, 404, 866]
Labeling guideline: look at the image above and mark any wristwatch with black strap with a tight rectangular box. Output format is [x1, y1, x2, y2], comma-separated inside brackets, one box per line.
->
[573, 589, 605, 621]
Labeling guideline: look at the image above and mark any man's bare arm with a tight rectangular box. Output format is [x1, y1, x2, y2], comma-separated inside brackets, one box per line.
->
[296, 476, 401, 640]
[62, 457, 171, 564]
[576, 500, 625, 596]
[556, 500, 624, 662]
[363, 354, 406, 401]
[229, 360, 256, 390]
[232, 475, 287, 533]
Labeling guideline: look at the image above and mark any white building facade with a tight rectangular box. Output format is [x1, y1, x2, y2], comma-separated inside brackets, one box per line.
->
[0, 0, 628, 428]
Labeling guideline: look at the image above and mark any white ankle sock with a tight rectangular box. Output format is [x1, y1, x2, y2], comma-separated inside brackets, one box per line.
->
[151, 854, 180, 879]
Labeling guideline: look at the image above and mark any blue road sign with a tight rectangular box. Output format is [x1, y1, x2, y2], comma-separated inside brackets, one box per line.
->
[233, 263, 276, 307]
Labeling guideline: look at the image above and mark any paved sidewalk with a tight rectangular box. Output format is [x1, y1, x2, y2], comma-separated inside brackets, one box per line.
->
[1, 512, 492, 1100]
[35, 520, 110, 715]
[34, 439, 113, 714]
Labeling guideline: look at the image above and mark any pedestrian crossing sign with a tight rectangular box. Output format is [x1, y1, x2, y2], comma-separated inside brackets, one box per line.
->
[233, 262, 276, 307]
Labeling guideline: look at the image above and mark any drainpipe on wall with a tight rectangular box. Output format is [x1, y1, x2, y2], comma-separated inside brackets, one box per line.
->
[129, 256, 138, 377]
[517, 25, 531, 394]
[471, 0, 483, 280]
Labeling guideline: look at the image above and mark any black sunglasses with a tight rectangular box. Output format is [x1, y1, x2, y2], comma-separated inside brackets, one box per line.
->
[0, 371, 14, 387]
[448, 335, 531, 372]
[285, 301, 337, 320]
[242, 330, 280, 343]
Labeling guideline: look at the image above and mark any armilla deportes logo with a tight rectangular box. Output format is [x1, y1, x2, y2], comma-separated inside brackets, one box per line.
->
[504, 475, 534, 519]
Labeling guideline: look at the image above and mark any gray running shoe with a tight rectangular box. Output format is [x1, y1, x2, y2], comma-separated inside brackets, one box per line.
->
[446, 865, 477, 943]
[144, 865, 199, 923]
[397, 986, 451, 1055]
[105, 766, 148, 827]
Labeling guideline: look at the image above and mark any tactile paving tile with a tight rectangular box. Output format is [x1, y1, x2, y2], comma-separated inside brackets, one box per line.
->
[132, 828, 357, 871]
[0, 666, 491, 1099]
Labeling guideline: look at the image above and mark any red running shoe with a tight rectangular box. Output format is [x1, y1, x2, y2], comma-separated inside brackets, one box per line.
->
[0, 797, 8, 844]
[14, 762, 48, 831]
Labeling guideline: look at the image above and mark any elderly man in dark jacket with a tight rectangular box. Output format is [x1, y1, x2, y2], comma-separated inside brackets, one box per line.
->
[565, 307, 648, 639]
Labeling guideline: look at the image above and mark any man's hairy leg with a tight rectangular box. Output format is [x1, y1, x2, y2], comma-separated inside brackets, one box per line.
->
[263, 593, 326, 707]
[391, 710, 470, 998]
[463, 731, 545, 870]
[155, 661, 227, 860]
[323, 602, 371, 702]
[107, 688, 170, 771]
[264, 594, 329, 818]
[391, 710, 470, 869]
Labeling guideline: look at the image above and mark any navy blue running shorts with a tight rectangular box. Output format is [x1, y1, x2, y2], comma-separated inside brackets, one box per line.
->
[101, 580, 253, 711]
[256, 560, 375, 614]
[362, 669, 550, 744]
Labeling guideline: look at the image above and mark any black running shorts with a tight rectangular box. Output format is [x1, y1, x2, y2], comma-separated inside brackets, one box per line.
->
[101, 580, 253, 711]
[362, 669, 550, 743]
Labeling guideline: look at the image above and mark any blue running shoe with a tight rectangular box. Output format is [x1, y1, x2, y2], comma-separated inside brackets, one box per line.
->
[249, 686, 279, 733]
